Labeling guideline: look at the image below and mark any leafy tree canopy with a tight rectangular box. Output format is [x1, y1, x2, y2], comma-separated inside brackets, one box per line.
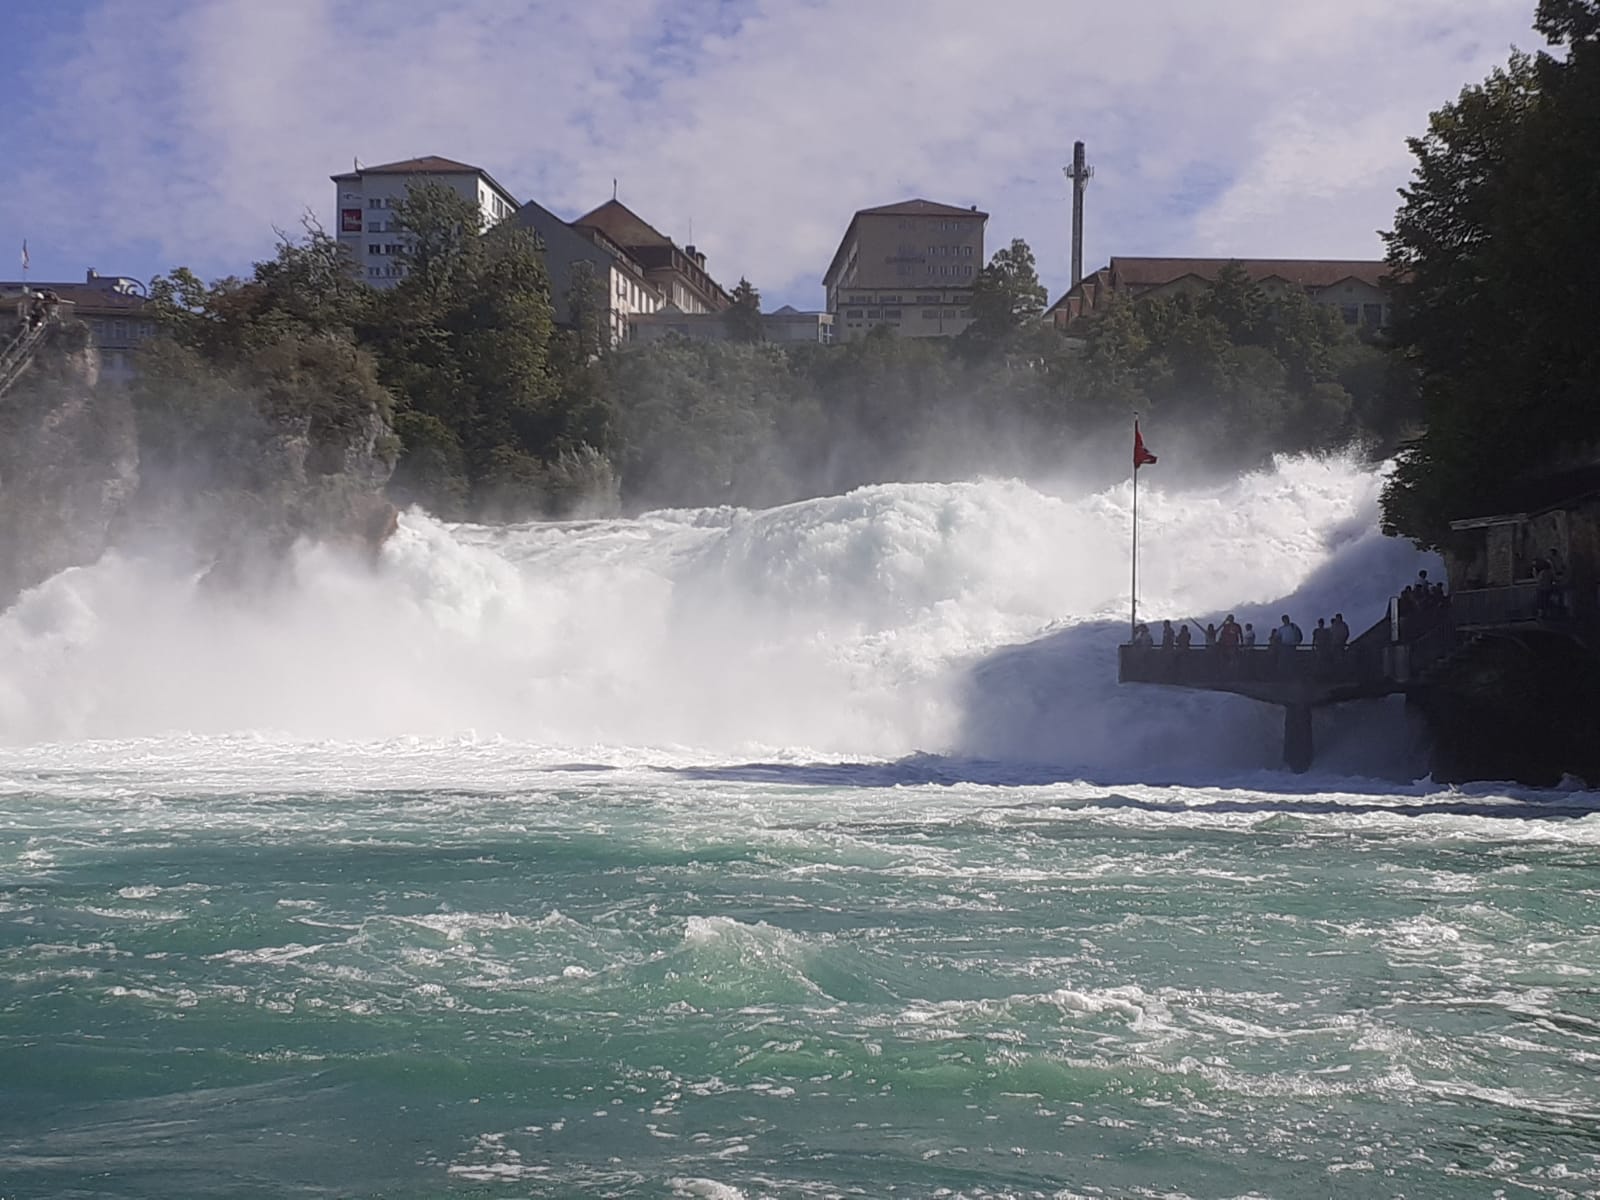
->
[1381, 0, 1600, 546]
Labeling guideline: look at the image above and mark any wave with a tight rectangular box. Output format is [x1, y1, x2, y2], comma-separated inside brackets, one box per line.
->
[0, 453, 1436, 774]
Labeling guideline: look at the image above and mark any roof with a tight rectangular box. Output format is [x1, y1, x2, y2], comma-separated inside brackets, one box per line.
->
[856, 198, 989, 220]
[0, 281, 147, 311]
[330, 155, 519, 204]
[823, 197, 989, 287]
[1110, 257, 1390, 290]
[572, 199, 674, 249]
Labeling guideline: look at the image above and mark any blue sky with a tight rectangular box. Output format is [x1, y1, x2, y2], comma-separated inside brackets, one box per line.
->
[0, 0, 1541, 310]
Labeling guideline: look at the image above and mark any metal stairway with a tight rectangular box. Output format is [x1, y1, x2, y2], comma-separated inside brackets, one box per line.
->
[0, 315, 54, 401]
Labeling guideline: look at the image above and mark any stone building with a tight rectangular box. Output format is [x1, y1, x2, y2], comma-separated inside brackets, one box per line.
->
[822, 199, 988, 341]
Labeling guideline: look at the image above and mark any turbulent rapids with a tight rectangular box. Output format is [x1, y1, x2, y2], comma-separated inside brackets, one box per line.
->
[3, 456, 1599, 1199]
[3, 454, 1430, 770]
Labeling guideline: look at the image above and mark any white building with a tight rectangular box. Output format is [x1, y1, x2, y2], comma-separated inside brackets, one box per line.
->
[822, 199, 988, 341]
[330, 155, 519, 287]
[512, 199, 661, 347]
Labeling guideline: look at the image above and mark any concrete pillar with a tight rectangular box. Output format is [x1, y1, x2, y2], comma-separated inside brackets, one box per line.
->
[1283, 704, 1313, 773]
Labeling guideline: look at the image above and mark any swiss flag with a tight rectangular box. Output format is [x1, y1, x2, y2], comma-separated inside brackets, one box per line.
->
[1134, 421, 1158, 469]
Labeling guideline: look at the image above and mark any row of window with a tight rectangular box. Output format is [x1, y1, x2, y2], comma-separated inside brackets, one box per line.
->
[847, 292, 971, 306]
[83, 317, 156, 342]
[368, 243, 406, 256]
[844, 307, 972, 321]
[893, 219, 978, 233]
[368, 264, 407, 279]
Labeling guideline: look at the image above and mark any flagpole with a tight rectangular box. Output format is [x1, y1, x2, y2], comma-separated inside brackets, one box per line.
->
[1131, 413, 1139, 641]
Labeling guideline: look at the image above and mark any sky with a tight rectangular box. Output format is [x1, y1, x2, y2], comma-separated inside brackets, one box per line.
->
[0, 0, 1544, 311]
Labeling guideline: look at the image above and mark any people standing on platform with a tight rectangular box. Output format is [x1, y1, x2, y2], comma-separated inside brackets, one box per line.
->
[1312, 618, 1329, 651]
[1330, 613, 1350, 650]
[1203, 622, 1218, 650]
[1161, 619, 1176, 650]
[1176, 623, 1192, 651]
[1243, 622, 1257, 647]
[1132, 623, 1154, 649]
[1278, 615, 1303, 661]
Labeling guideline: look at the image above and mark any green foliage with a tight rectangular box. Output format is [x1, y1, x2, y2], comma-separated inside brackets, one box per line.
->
[1381, 3, 1600, 546]
[724, 277, 764, 343]
[963, 238, 1048, 354]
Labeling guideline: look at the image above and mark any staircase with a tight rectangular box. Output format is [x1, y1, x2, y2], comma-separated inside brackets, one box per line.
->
[0, 316, 54, 401]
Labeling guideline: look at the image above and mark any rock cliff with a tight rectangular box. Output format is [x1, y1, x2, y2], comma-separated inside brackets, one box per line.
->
[0, 322, 399, 610]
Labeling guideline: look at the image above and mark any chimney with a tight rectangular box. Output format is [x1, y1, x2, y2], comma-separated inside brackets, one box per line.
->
[1067, 141, 1093, 288]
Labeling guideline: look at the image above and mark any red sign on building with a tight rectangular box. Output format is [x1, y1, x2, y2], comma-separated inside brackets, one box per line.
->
[340, 208, 362, 234]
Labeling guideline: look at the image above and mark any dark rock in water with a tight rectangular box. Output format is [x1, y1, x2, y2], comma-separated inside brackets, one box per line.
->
[0, 338, 139, 608]
[1420, 632, 1600, 786]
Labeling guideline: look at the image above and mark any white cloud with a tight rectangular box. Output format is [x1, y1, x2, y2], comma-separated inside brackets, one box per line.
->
[4, 0, 1538, 307]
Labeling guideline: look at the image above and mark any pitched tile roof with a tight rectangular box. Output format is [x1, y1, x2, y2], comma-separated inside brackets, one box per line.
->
[572, 199, 674, 249]
[1110, 257, 1390, 290]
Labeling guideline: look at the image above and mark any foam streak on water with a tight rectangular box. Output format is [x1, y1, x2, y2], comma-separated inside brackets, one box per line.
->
[2, 457, 1597, 1197]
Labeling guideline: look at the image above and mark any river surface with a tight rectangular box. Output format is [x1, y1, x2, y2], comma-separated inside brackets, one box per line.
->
[2, 461, 1597, 1198]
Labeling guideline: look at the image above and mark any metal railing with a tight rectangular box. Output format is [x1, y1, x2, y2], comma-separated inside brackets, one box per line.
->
[1118, 643, 1380, 688]
[0, 318, 53, 400]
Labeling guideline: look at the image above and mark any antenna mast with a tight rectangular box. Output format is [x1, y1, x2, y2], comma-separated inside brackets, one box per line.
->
[1064, 141, 1093, 287]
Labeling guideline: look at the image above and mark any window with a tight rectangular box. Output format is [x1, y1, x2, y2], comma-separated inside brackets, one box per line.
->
[846, 309, 864, 318]
[368, 198, 382, 209]
[917, 293, 940, 304]
[927, 246, 936, 257]
[963, 245, 973, 256]
[944, 308, 958, 317]
[1341, 305, 1359, 324]
[369, 244, 382, 256]
[880, 294, 900, 303]
[963, 265, 972, 276]
[1362, 303, 1383, 326]
[368, 266, 382, 277]
[385, 243, 404, 255]
[367, 221, 384, 234]
[884, 308, 902, 319]
[923, 308, 940, 319]
[850, 294, 871, 304]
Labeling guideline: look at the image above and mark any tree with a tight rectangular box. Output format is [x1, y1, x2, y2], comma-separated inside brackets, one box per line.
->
[1204, 261, 1269, 345]
[1381, 2, 1600, 545]
[563, 259, 611, 360]
[724, 277, 764, 343]
[963, 238, 1048, 352]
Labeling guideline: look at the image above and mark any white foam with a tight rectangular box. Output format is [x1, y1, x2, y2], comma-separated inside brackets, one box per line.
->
[0, 454, 1436, 775]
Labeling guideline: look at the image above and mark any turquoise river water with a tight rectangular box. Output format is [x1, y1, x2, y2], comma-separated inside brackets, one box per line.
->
[2, 462, 1597, 1197]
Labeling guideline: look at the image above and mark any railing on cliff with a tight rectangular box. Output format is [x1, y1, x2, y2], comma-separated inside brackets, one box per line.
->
[0, 317, 54, 401]
[1117, 606, 1460, 703]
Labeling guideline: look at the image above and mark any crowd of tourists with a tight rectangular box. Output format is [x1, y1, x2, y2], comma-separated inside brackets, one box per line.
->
[1129, 570, 1452, 660]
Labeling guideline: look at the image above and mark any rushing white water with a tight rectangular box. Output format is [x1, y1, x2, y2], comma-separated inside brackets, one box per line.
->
[1, 453, 1434, 776]
[8, 455, 1600, 1200]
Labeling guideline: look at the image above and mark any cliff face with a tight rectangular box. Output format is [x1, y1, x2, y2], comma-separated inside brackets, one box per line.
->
[0, 338, 139, 607]
[1421, 632, 1600, 786]
[0, 326, 399, 611]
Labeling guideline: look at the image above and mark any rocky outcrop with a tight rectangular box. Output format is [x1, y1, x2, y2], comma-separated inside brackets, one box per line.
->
[0, 322, 401, 611]
[1420, 632, 1600, 786]
[0, 332, 139, 607]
